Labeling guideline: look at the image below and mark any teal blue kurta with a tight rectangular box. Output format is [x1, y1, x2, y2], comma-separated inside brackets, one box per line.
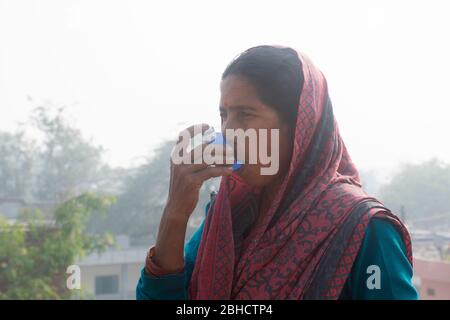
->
[136, 202, 419, 300]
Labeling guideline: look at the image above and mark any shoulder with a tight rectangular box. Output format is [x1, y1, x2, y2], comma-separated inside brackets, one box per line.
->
[365, 218, 404, 247]
[342, 217, 419, 299]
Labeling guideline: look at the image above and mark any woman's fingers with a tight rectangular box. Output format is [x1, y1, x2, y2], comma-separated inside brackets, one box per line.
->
[190, 142, 235, 168]
[172, 128, 236, 172]
[202, 142, 235, 165]
[192, 165, 234, 183]
[171, 123, 237, 185]
[172, 124, 211, 167]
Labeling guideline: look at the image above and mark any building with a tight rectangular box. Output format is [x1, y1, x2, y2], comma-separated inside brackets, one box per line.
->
[77, 236, 146, 300]
[413, 258, 450, 300]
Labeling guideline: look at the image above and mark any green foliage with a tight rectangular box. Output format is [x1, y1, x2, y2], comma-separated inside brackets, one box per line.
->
[88, 140, 219, 246]
[0, 104, 119, 206]
[32, 106, 108, 203]
[379, 158, 450, 221]
[0, 131, 36, 200]
[0, 193, 115, 299]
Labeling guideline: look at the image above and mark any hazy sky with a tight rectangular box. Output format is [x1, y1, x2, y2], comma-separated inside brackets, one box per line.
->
[1, 0, 449, 172]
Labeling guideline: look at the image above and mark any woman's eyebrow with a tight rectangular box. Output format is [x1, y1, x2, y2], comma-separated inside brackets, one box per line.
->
[219, 105, 256, 112]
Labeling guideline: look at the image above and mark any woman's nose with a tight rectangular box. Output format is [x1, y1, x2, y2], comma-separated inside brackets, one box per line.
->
[222, 116, 240, 134]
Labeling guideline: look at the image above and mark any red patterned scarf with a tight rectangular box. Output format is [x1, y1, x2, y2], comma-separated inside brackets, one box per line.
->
[188, 48, 413, 300]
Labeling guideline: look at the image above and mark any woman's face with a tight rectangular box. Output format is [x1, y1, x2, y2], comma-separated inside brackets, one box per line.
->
[219, 74, 294, 188]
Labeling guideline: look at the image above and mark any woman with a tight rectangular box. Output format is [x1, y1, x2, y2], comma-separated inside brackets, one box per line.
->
[136, 45, 419, 299]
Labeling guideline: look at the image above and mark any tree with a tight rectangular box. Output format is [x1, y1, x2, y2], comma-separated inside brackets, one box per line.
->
[0, 104, 121, 208]
[88, 140, 219, 246]
[0, 131, 36, 200]
[0, 193, 115, 299]
[378, 158, 450, 224]
[32, 106, 109, 203]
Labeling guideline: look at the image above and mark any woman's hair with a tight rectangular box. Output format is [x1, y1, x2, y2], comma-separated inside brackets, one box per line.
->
[221, 45, 304, 129]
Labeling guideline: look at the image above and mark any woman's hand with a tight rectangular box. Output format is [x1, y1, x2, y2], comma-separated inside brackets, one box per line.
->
[152, 124, 234, 273]
[165, 124, 234, 221]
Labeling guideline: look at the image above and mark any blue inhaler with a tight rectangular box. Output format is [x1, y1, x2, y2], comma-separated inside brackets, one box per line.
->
[203, 127, 242, 171]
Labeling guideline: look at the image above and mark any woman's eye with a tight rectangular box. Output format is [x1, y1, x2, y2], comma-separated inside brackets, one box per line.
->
[239, 111, 251, 119]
